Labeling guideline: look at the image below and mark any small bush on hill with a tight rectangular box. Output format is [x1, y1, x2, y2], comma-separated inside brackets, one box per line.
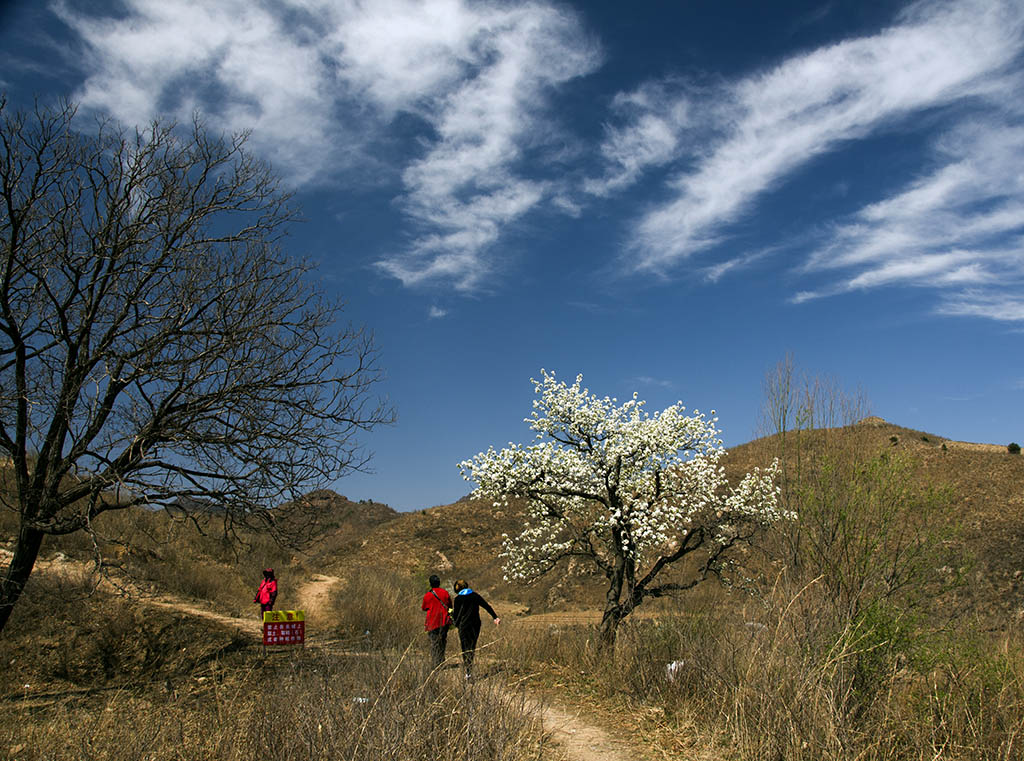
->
[1008, 442, 1021, 455]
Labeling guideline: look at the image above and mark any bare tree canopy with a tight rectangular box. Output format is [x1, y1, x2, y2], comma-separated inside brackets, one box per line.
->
[0, 98, 393, 632]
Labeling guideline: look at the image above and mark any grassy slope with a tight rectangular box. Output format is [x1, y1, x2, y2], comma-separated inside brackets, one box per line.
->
[312, 418, 1024, 625]
[3, 418, 1021, 675]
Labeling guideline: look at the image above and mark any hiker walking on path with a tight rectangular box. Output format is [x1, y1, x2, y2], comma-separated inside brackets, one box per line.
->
[422, 574, 453, 670]
[452, 579, 500, 680]
[253, 568, 278, 617]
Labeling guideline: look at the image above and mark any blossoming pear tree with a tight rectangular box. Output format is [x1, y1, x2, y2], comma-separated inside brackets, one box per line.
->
[459, 370, 789, 645]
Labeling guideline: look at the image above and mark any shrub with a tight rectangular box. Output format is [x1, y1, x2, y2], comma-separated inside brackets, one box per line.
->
[1008, 442, 1021, 455]
[330, 567, 423, 650]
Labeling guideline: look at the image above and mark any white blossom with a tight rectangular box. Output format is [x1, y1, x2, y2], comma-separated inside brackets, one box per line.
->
[458, 371, 789, 585]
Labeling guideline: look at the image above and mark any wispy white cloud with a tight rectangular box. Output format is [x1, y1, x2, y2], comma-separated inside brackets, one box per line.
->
[583, 81, 693, 197]
[938, 291, 1024, 321]
[795, 123, 1024, 313]
[701, 248, 774, 284]
[58, 0, 600, 290]
[428, 305, 448, 319]
[595, 0, 1024, 282]
[59, 0, 343, 185]
[53, 0, 1024, 315]
[628, 375, 674, 389]
[373, 3, 600, 290]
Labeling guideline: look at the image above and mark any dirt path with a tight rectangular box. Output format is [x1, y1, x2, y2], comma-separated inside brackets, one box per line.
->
[146, 596, 262, 636]
[527, 698, 638, 761]
[295, 572, 342, 622]
[25, 559, 650, 761]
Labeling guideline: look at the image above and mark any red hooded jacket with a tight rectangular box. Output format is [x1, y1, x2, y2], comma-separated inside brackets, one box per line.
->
[255, 578, 277, 605]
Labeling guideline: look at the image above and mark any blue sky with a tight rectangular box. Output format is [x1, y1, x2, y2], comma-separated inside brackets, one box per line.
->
[2, 0, 1022, 510]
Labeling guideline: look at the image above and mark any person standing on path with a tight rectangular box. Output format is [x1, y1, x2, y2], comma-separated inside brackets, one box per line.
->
[451, 579, 500, 679]
[253, 568, 278, 618]
[421, 574, 452, 670]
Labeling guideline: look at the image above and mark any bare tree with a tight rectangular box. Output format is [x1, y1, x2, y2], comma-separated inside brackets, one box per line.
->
[0, 99, 393, 633]
[757, 352, 870, 441]
[756, 357, 944, 621]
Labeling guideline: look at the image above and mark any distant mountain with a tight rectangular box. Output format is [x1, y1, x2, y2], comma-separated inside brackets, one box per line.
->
[164, 495, 226, 516]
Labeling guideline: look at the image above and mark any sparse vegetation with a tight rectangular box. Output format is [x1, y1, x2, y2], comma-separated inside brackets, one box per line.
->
[3, 356, 1023, 760]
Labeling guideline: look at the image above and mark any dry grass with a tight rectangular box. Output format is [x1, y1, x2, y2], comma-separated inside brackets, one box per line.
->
[1, 650, 550, 761]
[1, 571, 249, 696]
[327, 565, 425, 650]
[492, 584, 1024, 761]
[702, 584, 1024, 760]
[1, 569, 550, 761]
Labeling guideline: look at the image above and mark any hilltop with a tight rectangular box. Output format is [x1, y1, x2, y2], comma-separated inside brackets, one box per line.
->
[306, 417, 1024, 624]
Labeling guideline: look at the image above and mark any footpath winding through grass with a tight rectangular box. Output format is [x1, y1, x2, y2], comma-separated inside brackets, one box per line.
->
[0, 562, 654, 761]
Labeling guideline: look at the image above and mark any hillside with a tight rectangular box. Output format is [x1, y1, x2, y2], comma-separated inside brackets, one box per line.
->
[298, 489, 400, 552]
[732, 419, 1024, 623]
[4, 418, 1023, 761]
[313, 418, 1024, 624]
[3, 418, 1020, 624]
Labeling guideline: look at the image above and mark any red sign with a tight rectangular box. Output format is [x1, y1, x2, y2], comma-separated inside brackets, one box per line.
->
[262, 610, 305, 646]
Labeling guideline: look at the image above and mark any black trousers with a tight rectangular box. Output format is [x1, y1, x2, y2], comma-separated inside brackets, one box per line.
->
[427, 626, 448, 669]
[458, 623, 481, 675]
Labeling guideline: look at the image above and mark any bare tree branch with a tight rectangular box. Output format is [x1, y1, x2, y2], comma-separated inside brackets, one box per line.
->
[0, 99, 393, 633]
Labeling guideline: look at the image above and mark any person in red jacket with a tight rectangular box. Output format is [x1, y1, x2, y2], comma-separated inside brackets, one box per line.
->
[253, 568, 278, 618]
[421, 574, 452, 670]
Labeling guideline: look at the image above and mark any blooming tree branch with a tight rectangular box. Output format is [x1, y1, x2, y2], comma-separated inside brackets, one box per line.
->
[459, 370, 790, 643]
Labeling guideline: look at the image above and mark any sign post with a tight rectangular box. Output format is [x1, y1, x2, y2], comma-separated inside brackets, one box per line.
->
[262, 609, 305, 651]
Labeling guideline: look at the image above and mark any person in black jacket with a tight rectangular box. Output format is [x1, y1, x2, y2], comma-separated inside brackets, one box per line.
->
[451, 579, 500, 679]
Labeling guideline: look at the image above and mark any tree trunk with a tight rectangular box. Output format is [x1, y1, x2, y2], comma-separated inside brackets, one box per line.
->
[598, 605, 621, 649]
[598, 543, 628, 650]
[0, 523, 45, 634]
[598, 586, 644, 650]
